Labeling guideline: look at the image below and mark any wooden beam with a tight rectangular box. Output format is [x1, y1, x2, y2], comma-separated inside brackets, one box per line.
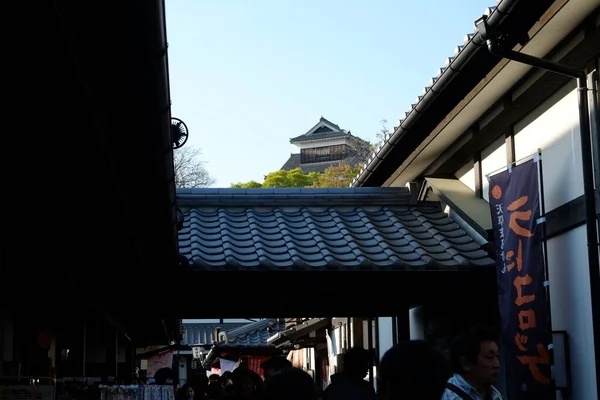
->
[545, 192, 600, 239]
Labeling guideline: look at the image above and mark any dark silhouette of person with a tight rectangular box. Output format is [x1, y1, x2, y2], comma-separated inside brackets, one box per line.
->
[154, 367, 176, 385]
[264, 368, 318, 400]
[188, 374, 209, 399]
[260, 356, 293, 381]
[231, 368, 263, 400]
[378, 340, 450, 400]
[178, 384, 198, 400]
[323, 347, 376, 400]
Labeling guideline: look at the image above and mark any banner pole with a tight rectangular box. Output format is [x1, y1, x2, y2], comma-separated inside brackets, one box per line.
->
[535, 150, 556, 382]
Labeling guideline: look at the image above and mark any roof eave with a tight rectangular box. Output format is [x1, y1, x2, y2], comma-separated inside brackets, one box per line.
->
[352, 0, 553, 187]
[289, 134, 351, 145]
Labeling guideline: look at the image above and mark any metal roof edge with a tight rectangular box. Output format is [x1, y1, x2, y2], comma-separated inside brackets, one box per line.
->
[351, 0, 526, 188]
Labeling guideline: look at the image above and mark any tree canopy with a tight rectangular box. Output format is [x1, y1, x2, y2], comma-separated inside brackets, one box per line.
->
[230, 163, 361, 189]
[312, 163, 361, 188]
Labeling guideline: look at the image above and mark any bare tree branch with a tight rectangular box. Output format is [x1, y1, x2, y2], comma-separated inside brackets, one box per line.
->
[375, 119, 390, 142]
[173, 146, 215, 188]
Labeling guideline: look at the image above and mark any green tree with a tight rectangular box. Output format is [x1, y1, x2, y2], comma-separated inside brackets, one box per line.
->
[230, 164, 361, 189]
[312, 163, 362, 188]
[262, 168, 320, 188]
[230, 180, 263, 188]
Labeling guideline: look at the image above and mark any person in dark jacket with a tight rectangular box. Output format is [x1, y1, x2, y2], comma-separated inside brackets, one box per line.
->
[264, 368, 318, 400]
[378, 340, 449, 400]
[324, 347, 376, 400]
[260, 356, 293, 381]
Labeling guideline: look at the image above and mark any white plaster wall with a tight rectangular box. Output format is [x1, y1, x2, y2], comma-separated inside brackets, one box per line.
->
[481, 136, 507, 202]
[456, 161, 476, 192]
[513, 79, 598, 400]
[377, 317, 394, 360]
[514, 83, 584, 211]
[295, 137, 350, 149]
[546, 226, 596, 400]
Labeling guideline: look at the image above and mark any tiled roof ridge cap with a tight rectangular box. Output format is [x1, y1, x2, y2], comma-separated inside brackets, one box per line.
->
[177, 187, 409, 195]
[176, 187, 414, 207]
[225, 318, 279, 339]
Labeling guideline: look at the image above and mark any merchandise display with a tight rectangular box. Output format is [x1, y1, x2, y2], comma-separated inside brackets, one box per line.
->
[99, 385, 175, 400]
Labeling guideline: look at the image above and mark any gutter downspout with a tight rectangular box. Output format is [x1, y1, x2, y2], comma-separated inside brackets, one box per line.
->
[477, 16, 600, 398]
[353, 0, 523, 186]
[155, 0, 182, 342]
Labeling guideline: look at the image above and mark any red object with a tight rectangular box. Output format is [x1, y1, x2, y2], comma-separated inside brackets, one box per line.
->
[37, 328, 54, 349]
[247, 356, 270, 377]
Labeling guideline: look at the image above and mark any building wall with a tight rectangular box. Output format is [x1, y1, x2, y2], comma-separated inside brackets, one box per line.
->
[451, 72, 599, 399]
[369, 13, 599, 397]
[294, 137, 352, 150]
[374, 9, 600, 400]
[377, 317, 394, 360]
[512, 77, 598, 400]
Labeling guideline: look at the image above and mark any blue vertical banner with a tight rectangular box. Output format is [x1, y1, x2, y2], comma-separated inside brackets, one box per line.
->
[488, 159, 552, 399]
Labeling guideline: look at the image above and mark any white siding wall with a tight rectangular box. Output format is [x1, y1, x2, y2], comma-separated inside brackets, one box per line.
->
[372, 70, 600, 400]
[513, 79, 598, 400]
[545, 226, 596, 400]
[514, 83, 584, 211]
[481, 136, 507, 202]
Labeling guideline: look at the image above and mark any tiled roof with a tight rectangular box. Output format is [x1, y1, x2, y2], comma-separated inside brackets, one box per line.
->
[177, 187, 494, 270]
[289, 117, 345, 144]
[268, 318, 330, 346]
[181, 323, 247, 345]
[223, 319, 287, 346]
[350, 4, 500, 186]
[290, 130, 350, 143]
[281, 153, 368, 174]
[201, 320, 286, 369]
[289, 117, 372, 146]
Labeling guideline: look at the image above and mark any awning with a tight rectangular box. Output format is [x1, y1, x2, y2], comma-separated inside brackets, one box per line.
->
[423, 177, 493, 239]
[201, 320, 287, 369]
[268, 318, 331, 348]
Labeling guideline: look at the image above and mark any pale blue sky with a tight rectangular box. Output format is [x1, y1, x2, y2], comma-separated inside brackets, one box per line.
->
[166, 0, 490, 187]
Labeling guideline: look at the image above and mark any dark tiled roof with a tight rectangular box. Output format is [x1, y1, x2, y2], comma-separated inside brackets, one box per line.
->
[223, 319, 287, 346]
[177, 187, 494, 270]
[317, 117, 341, 130]
[290, 130, 350, 143]
[268, 318, 330, 346]
[289, 117, 372, 145]
[181, 323, 247, 345]
[202, 320, 286, 369]
[281, 154, 368, 173]
[289, 117, 346, 144]
[281, 153, 301, 170]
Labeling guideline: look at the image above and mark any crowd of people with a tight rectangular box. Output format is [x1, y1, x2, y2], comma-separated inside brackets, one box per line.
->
[175, 325, 502, 400]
